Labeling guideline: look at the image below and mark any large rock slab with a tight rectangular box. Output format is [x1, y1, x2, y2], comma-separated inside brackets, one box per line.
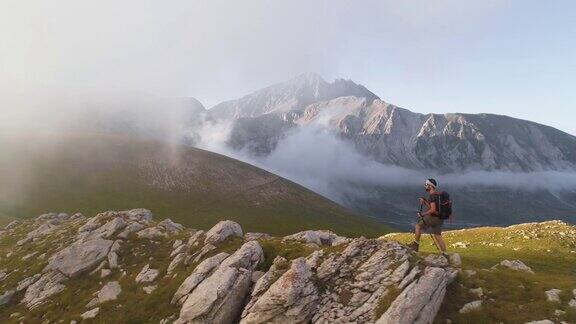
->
[172, 252, 230, 305]
[204, 220, 243, 245]
[175, 241, 263, 324]
[241, 257, 318, 324]
[376, 266, 458, 324]
[44, 238, 114, 277]
[21, 271, 67, 308]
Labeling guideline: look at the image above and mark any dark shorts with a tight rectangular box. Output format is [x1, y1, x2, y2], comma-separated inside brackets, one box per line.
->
[418, 215, 443, 235]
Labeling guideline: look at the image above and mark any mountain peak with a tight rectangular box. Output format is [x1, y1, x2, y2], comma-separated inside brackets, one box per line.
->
[290, 72, 326, 84]
[209, 74, 379, 119]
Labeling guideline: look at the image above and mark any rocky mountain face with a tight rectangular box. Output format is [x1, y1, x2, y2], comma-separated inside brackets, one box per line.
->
[211, 78, 576, 172]
[0, 209, 461, 323]
[209, 73, 379, 121]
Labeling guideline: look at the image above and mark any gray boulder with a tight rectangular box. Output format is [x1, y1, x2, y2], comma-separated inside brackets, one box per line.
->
[117, 222, 145, 239]
[86, 281, 122, 308]
[135, 264, 159, 283]
[123, 208, 153, 222]
[459, 300, 482, 313]
[44, 238, 114, 277]
[158, 218, 184, 233]
[204, 220, 243, 245]
[282, 230, 348, 246]
[88, 217, 127, 239]
[545, 289, 562, 302]
[496, 260, 534, 273]
[423, 254, 449, 268]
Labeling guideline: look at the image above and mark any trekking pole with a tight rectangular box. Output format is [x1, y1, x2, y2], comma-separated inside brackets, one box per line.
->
[418, 201, 440, 253]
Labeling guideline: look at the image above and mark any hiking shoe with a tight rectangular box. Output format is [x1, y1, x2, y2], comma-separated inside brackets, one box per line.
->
[408, 241, 419, 252]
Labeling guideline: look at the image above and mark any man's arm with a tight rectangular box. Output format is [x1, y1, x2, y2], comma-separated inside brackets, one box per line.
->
[418, 197, 431, 208]
[424, 201, 438, 216]
[420, 197, 437, 216]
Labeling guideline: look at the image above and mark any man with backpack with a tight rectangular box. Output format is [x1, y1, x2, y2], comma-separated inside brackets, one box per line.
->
[408, 178, 451, 255]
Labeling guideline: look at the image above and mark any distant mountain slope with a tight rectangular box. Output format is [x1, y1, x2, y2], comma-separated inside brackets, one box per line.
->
[0, 133, 389, 237]
[222, 94, 576, 172]
[198, 73, 576, 228]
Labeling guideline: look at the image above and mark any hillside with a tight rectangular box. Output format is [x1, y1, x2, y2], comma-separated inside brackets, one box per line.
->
[1, 210, 574, 323]
[0, 133, 389, 237]
[385, 220, 576, 323]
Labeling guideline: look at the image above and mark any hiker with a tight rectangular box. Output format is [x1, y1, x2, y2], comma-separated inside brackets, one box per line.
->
[408, 178, 449, 254]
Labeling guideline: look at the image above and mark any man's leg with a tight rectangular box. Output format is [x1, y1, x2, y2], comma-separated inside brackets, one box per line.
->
[434, 234, 447, 253]
[415, 223, 422, 242]
[408, 223, 422, 251]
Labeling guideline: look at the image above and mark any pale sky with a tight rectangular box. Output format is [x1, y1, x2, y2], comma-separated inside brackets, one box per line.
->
[1, 0, 575, 134]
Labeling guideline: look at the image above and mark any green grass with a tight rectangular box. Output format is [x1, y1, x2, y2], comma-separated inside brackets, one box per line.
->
[0, 132, 392, 237]
[385, 221, 576, 323]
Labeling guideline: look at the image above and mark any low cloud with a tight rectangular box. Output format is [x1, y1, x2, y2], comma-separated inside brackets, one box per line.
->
[195, 117, 576, 204]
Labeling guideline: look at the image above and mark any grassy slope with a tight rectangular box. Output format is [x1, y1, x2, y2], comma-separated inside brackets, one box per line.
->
[0, 132, 391, 237]
[385, 221, 576, 323]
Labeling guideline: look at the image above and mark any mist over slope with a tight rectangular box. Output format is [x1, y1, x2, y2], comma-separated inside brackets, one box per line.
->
[188, 73, 576, 228]
[0, 132, 388, 237]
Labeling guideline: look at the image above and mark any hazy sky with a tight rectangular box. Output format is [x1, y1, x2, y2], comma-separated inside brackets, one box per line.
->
[2, 0, 575, 134]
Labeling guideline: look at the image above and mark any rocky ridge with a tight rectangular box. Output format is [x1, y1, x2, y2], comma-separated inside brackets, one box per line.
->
[208, 74, 576, 173]
[0, 210, 461, 323]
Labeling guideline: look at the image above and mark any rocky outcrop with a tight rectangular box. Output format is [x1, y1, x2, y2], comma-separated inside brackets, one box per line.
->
[459, 300, 482, 314]
[1, 209, 464, 323]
